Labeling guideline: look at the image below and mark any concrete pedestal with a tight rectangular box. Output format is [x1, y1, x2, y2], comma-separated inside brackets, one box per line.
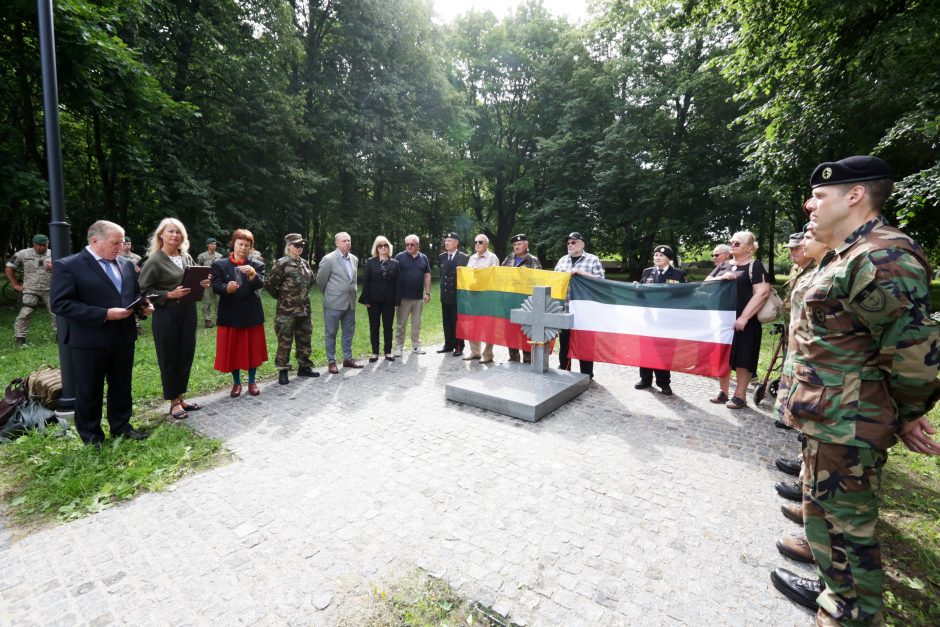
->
[445, 362, 590, 422]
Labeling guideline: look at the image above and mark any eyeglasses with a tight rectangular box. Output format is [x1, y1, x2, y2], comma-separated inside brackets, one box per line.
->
[566, 240, 578, 246]
[474, 240, 485, 245]
[711, 253, 724, 257]
[729, 241, 742, 248]
[377, 243, 388, 248]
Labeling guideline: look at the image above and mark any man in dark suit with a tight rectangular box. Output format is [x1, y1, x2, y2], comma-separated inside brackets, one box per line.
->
[438, 232, 469, 356]
[51, 220, 153, 445]
[635, 245, 687, 396]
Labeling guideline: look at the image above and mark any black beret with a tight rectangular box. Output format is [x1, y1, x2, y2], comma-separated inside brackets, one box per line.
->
[810, 156, 893, 189]
[566, 232, 584, 242]
[653, 245, 674, 260]
[444, 232, 460, 241]
[510, 233, 528, 243]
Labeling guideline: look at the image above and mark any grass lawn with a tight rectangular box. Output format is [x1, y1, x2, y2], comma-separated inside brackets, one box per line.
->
[0, 278, 446, 534]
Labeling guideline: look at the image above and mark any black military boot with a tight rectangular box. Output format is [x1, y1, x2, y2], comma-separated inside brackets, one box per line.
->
[15, 337, 26, 346]
[775, 480, 802, 502]
[296, 366, 320, 378]
[278, 370, 290, 385]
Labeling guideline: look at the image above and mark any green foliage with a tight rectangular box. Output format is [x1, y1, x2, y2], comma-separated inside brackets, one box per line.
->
[0, 421, 224, 529]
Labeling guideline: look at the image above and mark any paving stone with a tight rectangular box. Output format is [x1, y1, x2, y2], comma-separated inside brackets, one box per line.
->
[0, 354, 812, 625]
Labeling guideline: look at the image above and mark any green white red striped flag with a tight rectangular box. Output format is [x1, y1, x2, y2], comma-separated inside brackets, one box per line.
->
[567, 275, 736, 377]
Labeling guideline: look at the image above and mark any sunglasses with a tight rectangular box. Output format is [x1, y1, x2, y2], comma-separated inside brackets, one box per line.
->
[566, 240, 579, 245]
[729, 241, 742, 247]
[377, 243, 388, 248]
[290, 242, 305, 248]
[711, 253, 724, 257]
[475, 240, 485, 245]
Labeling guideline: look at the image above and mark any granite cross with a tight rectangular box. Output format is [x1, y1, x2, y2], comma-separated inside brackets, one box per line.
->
[509, 286, 573, 374]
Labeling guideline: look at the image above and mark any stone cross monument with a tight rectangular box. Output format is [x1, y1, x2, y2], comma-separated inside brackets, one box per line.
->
[509, 286, 571, 374]
[445, 285, 590, 422]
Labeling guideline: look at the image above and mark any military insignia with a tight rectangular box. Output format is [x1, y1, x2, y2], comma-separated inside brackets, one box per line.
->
[822, 167, 832, 180]
[855, 284, 887, 313]
[813, 306, 826, 325]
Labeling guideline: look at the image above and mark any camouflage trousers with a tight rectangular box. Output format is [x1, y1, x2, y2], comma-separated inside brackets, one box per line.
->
[201, 289, 219, 323]
[801, 437, 888, 626]
[274, 314, 313, 371]
[14, 291, 57, 338]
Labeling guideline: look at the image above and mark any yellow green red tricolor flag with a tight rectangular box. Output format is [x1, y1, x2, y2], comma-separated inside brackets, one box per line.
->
[456, 266, 570, 351]
[456, 268, 736, 377]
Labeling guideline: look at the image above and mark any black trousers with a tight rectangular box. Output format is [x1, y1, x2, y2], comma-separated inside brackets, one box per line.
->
[70, 342, 135, 444]
[152, 303, 197, 400]
[368, 301, 395, 355]
[558, 329, 593, 377]
[639, 367, 671, 386]
[441, 301, 463, 351]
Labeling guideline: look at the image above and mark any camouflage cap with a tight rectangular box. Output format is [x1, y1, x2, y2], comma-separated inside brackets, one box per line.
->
[810, 155, 893, 188]
[653, 245, 674, 260]
[284, 233, 306, 245]
[784, 232, 805, 248]
[205, 237, 218, 245]
[33, 234, 49, 244]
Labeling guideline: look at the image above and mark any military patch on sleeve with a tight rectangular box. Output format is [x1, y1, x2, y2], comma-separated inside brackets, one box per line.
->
[813, 306, 827, 325]
[854, 283, 888, 313]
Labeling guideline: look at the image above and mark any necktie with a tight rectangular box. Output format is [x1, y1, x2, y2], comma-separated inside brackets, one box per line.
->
[101, 259, 122, 292]
[449, 254, 453, 262]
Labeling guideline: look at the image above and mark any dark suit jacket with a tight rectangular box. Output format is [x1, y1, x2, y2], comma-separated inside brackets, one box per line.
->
[640, 265, 687, 285]
[438, 251, 469, 305]
[211, 257, 265, 327]
[51, 248, 142, 348]
[359, 257, 400, 305]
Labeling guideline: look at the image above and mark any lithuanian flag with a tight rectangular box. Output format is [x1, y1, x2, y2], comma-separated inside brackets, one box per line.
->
[567, 275, 736, 377]
[456, 266, 571, 351]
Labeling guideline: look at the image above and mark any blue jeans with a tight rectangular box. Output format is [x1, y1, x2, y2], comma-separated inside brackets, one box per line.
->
[323, 306, 355, 363]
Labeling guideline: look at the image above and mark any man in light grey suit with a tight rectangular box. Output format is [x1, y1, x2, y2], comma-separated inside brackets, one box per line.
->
[316, 231, 363, 374]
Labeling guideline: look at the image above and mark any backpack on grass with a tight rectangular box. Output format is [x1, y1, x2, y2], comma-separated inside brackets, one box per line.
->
[27, 366, 62, 409]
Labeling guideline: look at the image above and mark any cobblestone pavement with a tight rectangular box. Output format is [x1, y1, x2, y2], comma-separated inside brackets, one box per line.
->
[1, 352, 815, 626]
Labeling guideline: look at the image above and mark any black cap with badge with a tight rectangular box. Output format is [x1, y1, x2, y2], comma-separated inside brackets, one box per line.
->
[444, 232, 460, 241]
[810, 156, 893, 188]
[653, 245, 674, 260]
[510, 234, 527, 243]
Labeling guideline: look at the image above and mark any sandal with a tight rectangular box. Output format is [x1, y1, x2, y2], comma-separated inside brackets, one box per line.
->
[726, 396, 747, 410]
[169, 403, 189, 420]
[181, 401, 202, 411]
[709, 391, 728, 404]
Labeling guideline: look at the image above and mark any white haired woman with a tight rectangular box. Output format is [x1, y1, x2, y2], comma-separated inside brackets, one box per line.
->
[139, 217, 210, 419]
[705, 230, 771, 409]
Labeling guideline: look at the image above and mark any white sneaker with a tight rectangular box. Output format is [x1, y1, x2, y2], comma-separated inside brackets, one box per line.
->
[412, 347, 426, 354]
[394, 349, 403, 357]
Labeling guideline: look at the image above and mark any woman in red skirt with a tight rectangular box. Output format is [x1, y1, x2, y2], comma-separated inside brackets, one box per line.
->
[211, 228, 268, 396]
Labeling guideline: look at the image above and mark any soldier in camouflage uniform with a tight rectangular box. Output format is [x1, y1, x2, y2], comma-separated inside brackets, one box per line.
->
[265, 233, 319, 384]
[197, 238, 223, 327]
[782, 231, 813, 321]
[5, 234, 56, 345]
[501, 234, 542, 363]
[770, 156, 940, 626]
[121, 236, 142, 268]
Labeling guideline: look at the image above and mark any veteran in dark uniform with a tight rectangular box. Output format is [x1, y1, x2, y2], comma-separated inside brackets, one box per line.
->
[770, 156, 940, 626]
[634, 245, 686, 395]
[266, 233, 319, 384]
[437, 232, 469, 356]
[501, 233, 542, 363]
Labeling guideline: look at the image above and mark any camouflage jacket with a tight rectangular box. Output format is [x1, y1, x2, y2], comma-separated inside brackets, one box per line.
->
[6, 248, 52, 293]
[265, 255, 312, 317]
[196, 250, 222, 266]
[782, 261, 814, 319]
[780, 217, 940, 449]
[774, 264, 823, 422]
[501, 253, 542, 269]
